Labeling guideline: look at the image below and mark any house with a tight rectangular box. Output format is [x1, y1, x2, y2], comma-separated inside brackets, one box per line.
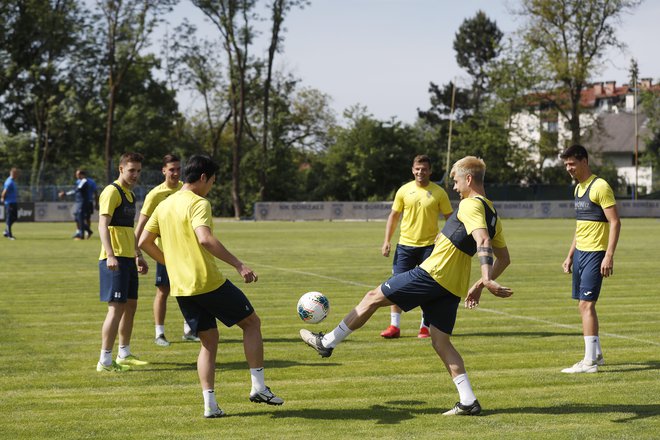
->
[509, 79, 658, 194]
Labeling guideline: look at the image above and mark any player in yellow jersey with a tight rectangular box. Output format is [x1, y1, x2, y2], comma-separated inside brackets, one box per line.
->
[301, 156, 513, 416]
[560, 145, 621, 374]
[139, 154, 283, 418]
[381, 155, 453, 339]
[134, 154, 194, 347]
[96, 152, 149, 372]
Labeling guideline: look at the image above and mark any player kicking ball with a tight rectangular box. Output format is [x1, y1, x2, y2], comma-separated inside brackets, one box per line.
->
[300, 156, 513, 416]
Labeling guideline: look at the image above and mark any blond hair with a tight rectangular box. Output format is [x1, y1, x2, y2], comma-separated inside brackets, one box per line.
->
[450, 156, 486, 184]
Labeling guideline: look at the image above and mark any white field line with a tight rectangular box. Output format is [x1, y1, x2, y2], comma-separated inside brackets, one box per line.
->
[477, 307, 660, 347]
[257, 263, 660, 347]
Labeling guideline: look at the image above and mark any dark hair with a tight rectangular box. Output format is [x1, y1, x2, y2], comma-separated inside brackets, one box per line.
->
[560, 145, 588, 161]
[184, 154, 219, 183]
[77, 169, 87, 176]
[162, 153, 180, 166]
[119, 152, 144, 166]
[413, 154, 432, 167]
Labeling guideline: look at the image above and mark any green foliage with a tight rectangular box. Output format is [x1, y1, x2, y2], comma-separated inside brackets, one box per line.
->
[1, 220, 659, 439]
[453, 10, 503, 113]
[110, 56, 180, 169]
[313, 108, 426, 201]
[518, 0, 643, 143]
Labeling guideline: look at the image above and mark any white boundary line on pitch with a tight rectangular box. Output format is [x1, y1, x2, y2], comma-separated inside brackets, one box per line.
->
[476, 308, 660, 347]
[257, 262, 660, 347]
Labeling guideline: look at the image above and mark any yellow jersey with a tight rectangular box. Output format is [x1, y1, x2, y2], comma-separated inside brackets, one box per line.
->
[420, 196, 506, 297]
[145, 190, 226, 296]
[574, 175, 616, 252]
[98, 181, 136, 260]
[392, 181, 453, 247]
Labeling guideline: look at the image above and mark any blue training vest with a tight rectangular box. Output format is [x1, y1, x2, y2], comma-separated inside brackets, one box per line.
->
[441, 197, 497, 256]
[574, 178, 607, 222]
[108, 183, 136, 227]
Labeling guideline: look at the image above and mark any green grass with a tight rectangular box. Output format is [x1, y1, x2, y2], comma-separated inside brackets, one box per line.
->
[0, 219, 658, 439]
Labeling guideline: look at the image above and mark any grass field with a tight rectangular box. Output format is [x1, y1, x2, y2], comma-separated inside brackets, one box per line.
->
[0, 219, 658, 439]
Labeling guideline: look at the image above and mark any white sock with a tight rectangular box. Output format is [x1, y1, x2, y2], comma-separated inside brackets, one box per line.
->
[595, 337, 603, 357]
[155, 325, 165, 337]
[584, 336, 598, 363]
[118, 345, 131, 359]
[250, 367, 266, 394]
[203, 389, 217, 411]
[453, 373, 477, 406]
[184, 320, 192, 334]
[322, 320, 353, 348]
[99, 349, 112, 366]
[419, 313, 429, 329]
[390, 312, 401, 328]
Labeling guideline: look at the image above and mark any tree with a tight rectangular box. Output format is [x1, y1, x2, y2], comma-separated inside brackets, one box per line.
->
[519, 0, 642, 144]
[167, 20, 231, 159]
[193, 0, 258, 218]
[95, 0, 176, 183]
[453, 10, 503, 114]
[0, 0, 87, 191]
[259, 0, 308, 201]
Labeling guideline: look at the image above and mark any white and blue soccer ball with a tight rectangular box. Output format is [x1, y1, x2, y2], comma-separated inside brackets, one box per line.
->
[297, 291, 330, 324]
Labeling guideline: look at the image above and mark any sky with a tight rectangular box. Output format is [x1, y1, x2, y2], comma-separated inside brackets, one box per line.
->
[161, 0, 660, 124]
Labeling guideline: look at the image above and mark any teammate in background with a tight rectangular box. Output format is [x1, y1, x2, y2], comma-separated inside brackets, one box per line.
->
[380, 155, 453, 339]
[134, 154, 196, 347]
[85, 174, 98, 239]
[139, 154, 284, 418]
[301, 156, 512, 416]
[2, 167, 19, 240]
[59, 169, 92, 240]
[96, 152, 149, 372]
[560, 145, 621, 374]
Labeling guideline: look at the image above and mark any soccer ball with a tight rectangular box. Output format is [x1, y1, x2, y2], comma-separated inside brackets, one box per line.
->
[297, 291, 330, 324]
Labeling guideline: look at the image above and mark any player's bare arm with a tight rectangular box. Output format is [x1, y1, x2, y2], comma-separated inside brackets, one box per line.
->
[194, 225, 258, 283]
[601, 205, 621, 278]
[563, 235, 577, 274]
[98, 214, 118, 271]
[467, 228, 512, 303]
[382, 210, 401, 257]
[138, 230, 165, 265]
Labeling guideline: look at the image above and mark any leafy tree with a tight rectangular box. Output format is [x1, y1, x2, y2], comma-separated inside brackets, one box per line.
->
[315, 107, 424, 201]
[94, 0, 176, 183]
[259, 0, 308, 200]
[193, 0, 261, 218]
[453, 10, 503, 114]
[518, 0, 642, 144]
[166, 20, 231, 159]
[0, 0, 87, 191]
[110, 55, 180, 169]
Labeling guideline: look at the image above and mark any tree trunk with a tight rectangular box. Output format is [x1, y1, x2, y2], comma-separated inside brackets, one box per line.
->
[104, 85, 117, 184]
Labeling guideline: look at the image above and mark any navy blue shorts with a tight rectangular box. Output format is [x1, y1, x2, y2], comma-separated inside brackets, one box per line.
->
[99, 257, 138, 303]
[380, 266, 460, 334]
[175, 280, 255, 334]
[392, 244, 435, 275]
[155, 262, 169, 287]
[572, 249, 605, 301]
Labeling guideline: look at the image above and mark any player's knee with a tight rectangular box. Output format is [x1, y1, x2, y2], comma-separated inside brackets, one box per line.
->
[362, 289, 386, 308]
[238, 311, 261, 330]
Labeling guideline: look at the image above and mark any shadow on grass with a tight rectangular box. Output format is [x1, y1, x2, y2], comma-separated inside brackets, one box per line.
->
[455, 331, 579, 338]
[215, 337, 310, 344]
[229, 401, 658, 424]
[229, 400, 433, 424]
[494, 403, 660, 422]
[602, 360, 660, 373]
[142, 359, 341, 372]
